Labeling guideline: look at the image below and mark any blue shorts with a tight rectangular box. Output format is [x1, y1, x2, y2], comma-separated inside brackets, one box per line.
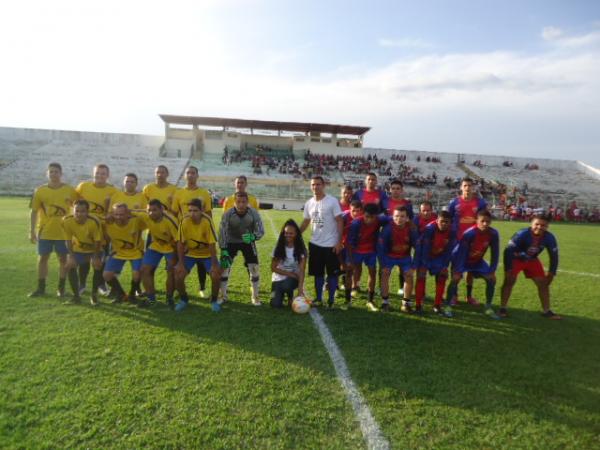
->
[183, 256, 213, 273]
[352, 252, 377, 268]
[105, 257, 143, 274]
[38, 239, 68, 256]
[339, 249, 352, 266]
[454, 260, 493, 277]
[380, 255, 413, 273]
[418, 257, 449, 276]
[73, 252, 94, 265]
[142, 248, 174, 268]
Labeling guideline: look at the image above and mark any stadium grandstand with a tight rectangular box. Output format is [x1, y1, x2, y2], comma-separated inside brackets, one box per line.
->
[1, 115, 599, 220]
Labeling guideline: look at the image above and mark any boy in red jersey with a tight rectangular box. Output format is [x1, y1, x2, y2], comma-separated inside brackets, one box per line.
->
[447, 177, 488, 305]
[446, 210, 499, 319]
[347, 203, 384, 311]
[339, 185, 353, 213]
[414, 211, 455, 316]
[340, 200, 363, 307]
[353, 172, 388, 214]
[377, 206, 419, 313]
[413, 201, 438, 235]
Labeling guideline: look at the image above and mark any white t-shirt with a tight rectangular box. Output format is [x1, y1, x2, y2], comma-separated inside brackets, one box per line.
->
[272, 246, 301, 282]
[303, 194, 343, 247]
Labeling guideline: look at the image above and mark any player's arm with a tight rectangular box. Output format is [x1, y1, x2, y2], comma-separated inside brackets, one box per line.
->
[406, 200, 415, 220]
[252, 210, 265, 241]
[347, 219, 360, 252]
[420, 228, 433, 266]
[503, 231, 523, 273]
[489, 229, 500, 272]
[299, 218, 311, 234]
[546, 233, 559, 283]
[334, 213, 344, 253]
[454, 233, 470, 273]
[29, 209, 38, 243]
[271, 257, 298, 279]
[297, 254, 306, 296]
[218, 211, 229, 249]
[175, 240, 187, 277]
[208, 243, 219, 277]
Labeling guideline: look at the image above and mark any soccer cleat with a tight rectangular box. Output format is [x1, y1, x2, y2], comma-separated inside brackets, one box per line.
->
[541, 310, 562, 320]
[366, 301, 379, 312]
[449, 295, 458, 306]
[466, 297, 481, 306]
[78, 284, 86, 296]
[397, 288, 404, 296]
[441, 305, 454, 318]
[56, 290, 67, 299]
[28, 289, 45, 298]
[485, 307, 500, 320]
[350, 288, 359, 299]
[97, 285, 110, 297]
[175, 301, 188, 312]
[414, 305, 424, 316]
[110, 294, 125, 304]
[251, 298, 262, 306]
[401, 300, 413, 314]
[198, 289, 206, 299]
[381, 302, 390, 313]
[90, 294, 99, 306]
[498, 307, 508, 318]
[432, 305, 443, 315]
[210, 301, 221, 312]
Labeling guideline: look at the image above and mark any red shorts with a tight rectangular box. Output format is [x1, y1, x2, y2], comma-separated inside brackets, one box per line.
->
[510, 259, 545, 278]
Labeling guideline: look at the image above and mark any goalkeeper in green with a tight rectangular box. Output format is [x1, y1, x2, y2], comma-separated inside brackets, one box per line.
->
[219, 192, 265, 305]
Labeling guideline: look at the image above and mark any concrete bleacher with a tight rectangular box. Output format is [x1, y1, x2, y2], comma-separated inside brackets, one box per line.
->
[0, 127, 188, 195]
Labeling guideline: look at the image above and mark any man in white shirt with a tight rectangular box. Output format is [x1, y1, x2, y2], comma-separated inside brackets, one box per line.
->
[300, 176, 344, 307]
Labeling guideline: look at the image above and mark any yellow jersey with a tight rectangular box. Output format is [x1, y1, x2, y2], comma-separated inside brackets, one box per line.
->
[142, 183, 178, 212]
[109, 191, 147, 212]
[76, 181, 118, 220]
[105, 215, 147, 259]
[31, 184, 77, 240]
[62, 215, 102, 253]
[137, 211, 179, 254]
[172, 186, 213, 219]
[222, 193, 259, 211]
[178, 214, 217, 258]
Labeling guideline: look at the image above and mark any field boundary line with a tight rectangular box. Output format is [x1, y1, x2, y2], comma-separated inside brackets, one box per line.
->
[310, 308, 390, 450]
[557, 269, 600, 278]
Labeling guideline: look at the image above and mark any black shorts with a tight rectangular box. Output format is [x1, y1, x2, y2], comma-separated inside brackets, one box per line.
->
[308, 242, 341, 277]
[226, 242, 259, 265]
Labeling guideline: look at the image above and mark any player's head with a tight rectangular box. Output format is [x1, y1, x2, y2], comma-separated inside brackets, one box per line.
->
[310, 176, 325, 197]
[123, 173, 138, 193]
[392, 206, 409, 225]
[350, 200, 363, 219]
[73, 199, 89, 222]
[275, 219, 306, 262]
[147, 199, 164, 220]
[531, 212, 551, 235]
[154, 165, 169, 183]
[419, 201, 433, 219]
[185, 166, 199, 185]
[93, 164, 110, 186]
[365, 172, 378, 191]
[112, 202, 128, 224]
[187, 198, 203, 220]
[460, 177, 474, 198]
[235, 175, 248, 192]
[47, 162, 62, 182]
[436, 210, 451, 231]
[476, 209, 492, 231]
[363, 203, 379, 224]
[234, 191, 249, 214]
[341, 184, 353, 202]
[282, 219, 300, 245]
[390, 179, 404, 198]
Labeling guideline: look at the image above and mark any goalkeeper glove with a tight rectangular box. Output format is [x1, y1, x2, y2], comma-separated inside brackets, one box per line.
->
[242, 233, 256, 244]
[220, 250, 232, 269]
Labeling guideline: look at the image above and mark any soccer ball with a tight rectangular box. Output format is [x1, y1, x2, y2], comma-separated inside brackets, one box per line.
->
[292, 296, 311, 314]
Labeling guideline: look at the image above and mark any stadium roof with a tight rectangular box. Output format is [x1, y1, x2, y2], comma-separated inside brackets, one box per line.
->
[159, 114, 370, 136]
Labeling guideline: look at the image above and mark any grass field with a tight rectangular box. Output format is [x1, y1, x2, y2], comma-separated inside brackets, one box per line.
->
[1, 196, 599, 449]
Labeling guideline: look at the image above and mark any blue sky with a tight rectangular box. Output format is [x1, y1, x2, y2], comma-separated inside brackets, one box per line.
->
[1, 0, 599, 167]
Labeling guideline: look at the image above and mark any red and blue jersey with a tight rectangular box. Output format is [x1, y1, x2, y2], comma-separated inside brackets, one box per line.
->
[385, 197, 414, 219]
[413, 212, 438, 236]
[447, 196, 487, 239]
[452, 225, 499, 273]
[353, 189, 388, 214]
[377, 221, 419, 259]
[341, 211, 358, 246]
[339, 200, 351, 213]
[418, 222, 455, 267]
[504, 228, 559, 274]
[348, 215, 387, 254]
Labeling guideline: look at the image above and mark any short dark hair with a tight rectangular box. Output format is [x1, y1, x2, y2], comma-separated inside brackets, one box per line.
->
[188, 198, 203, 210]
[48, 162, 62, 172]
[438, 210, 451, 220]
[124, 173, 138, 181]
[236, 175, 248, 182]
[235, 191, 248, 199]
[420, 200, 433, 208]
[311, 175, 325, 184]
[366, 172, 377, 179]
[148, 199, 163, 209]
[461, 177, 474, 184]
[95, 164, 110, 174]
[156, 165, 169, 175]
[532, 212, 551, 223]
[364, 203, 379, 215]
[390, 179, 403, 187]
[394, 205, 409, 215]
[350, 200, 363, 209]
[187, 166, 199, 174]
[477, 209, 492, 219]
[74, 199, 89, 210]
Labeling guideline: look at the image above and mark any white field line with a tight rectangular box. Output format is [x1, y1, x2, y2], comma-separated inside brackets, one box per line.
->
[264, 211, 389, 450]
[557, 269, 600, 278]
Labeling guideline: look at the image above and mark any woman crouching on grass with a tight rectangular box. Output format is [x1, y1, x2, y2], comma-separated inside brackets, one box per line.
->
[270, 219, 307, 308]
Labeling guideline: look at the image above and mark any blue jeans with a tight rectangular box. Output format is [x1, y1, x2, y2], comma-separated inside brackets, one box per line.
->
[270, 277, 298, 308]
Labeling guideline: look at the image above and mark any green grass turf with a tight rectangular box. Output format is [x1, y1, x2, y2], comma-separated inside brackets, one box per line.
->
[1, 196, 599, 448]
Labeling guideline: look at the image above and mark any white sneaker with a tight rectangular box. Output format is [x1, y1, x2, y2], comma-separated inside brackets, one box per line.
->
[78, 284, 86, 296]
[251, 298, 262, 306]
[98, 285, 110, 297]
[397, 288, 404, 296]
[198, 289, 206, 298]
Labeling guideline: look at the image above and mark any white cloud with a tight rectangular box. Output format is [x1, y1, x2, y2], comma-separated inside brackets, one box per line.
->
[542, 26, 600, 48]
[378, 37, 433, 49]
[541, 26, 564, 41]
